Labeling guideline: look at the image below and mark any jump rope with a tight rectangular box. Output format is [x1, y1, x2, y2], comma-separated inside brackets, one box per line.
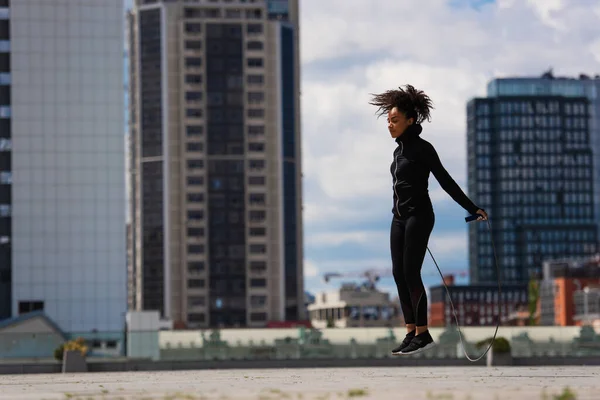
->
[424, 214, 501, 362]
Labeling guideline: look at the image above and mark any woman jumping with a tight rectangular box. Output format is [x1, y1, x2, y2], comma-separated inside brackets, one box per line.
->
[369, 85, 487, 355]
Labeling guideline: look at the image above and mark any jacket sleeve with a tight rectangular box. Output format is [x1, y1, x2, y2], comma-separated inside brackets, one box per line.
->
[424, 142, 480, 215]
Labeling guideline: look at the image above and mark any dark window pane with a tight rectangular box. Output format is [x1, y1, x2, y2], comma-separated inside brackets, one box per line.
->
[247, 41, 263, 50]
[248, 143, 264, 152]
[247, 58, 263, 68]
[247, 24, 263, 34]
[186, 57, 203, 67]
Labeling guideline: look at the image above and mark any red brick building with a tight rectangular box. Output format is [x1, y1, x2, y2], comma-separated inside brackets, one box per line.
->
[429, 275, 528, 327]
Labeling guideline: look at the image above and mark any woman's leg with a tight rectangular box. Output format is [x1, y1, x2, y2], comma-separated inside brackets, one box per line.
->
[390, 217, 415, 333]
[403, 212, 435, 333]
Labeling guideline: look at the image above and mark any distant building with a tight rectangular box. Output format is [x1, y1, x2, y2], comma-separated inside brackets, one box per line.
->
[467, 73, 598, 284]
[487, 72, 600, 233]
[429, 274, 528, 327]
[573, 285, 600, 328]
[128, 0, 303, 328]
[1, 0, 127, 332]
[307, 283, 402, 329]
[539, 255, 600, 326]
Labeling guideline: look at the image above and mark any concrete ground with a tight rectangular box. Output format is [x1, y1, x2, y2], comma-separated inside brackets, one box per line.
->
[0, 366, 598, 400]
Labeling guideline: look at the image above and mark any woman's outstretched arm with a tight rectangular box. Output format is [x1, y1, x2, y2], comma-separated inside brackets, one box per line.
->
[424, 141, 480, 215]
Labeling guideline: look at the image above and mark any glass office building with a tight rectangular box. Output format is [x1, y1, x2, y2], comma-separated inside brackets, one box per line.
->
[488, 73, 600, 234]
[467, 73, 599, 284]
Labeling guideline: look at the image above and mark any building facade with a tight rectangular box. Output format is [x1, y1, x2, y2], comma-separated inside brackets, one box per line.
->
[467, 77, 598, 284]
[487, 72, 600, 233]
[0, 0, 127, 332]
[307, 283, 402, 329]
[539, 255, 600, 326]
[128, 0, 303, 328]
[429, 281, 528, 327]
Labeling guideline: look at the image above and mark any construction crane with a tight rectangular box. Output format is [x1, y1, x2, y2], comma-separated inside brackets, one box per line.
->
[323, 268, 468, 290]
[323, 268, 388, 290]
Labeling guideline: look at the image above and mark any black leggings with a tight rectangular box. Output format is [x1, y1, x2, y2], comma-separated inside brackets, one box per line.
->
[390, 212, 435, 327]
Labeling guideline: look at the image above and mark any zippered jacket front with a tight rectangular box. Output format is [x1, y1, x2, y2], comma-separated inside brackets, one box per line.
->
[390, 123, 480, 218]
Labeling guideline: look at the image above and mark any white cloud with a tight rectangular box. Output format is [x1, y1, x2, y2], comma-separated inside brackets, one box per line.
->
[300, 0, 600, 286]
[304, 259, 319, 278]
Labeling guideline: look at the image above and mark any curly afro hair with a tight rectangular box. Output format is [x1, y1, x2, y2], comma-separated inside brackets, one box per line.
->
[369, 84, 434, 124]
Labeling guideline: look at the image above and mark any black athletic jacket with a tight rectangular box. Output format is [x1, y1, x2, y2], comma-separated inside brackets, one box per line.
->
[390, 123, 480, 218]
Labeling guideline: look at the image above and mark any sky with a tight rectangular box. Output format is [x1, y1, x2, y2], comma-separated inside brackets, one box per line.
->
[123, 0, 600, 298]
[299, 0, 600, 296]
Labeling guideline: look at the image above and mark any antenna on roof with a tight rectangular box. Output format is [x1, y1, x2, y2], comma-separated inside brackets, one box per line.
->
[541, 68, 554, 79]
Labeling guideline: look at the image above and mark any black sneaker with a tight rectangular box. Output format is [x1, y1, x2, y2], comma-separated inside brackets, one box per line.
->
[391, 329, 415, 355]
[399, 330, 436, 355]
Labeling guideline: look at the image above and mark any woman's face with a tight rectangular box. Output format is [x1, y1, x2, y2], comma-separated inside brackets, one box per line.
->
[387, 107, 414, 139]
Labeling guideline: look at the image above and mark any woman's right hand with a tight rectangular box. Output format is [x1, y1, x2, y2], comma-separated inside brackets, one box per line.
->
[476, 209, 488, 221]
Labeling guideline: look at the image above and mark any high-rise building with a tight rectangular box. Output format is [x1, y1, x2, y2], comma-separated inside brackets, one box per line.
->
[0, 0, 127, 332]
[467, 74, 598, 285]
[487, 72, 600, 236]
[128, 0, 303, 328]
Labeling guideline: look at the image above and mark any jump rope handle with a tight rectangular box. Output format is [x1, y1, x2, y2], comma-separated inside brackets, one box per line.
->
[465, 214, 479, 223]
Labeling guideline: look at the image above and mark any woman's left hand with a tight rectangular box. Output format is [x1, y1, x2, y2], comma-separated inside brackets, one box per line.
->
[476, 209, 488, 221]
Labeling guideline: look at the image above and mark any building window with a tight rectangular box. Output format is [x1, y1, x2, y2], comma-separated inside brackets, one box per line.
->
[249, 193, 265, 205]
[187, 142, 203, 152]
[248, 143, 265, 152]
[0, 171, 11, 184]
[18, 301, 44, 315]
[185, 40, 203, 50]
[250, 295, 267, 307]
[247, 24, 263, 35]
[0, 106, 10, 118]
[247, 41, 263, 51]
[226, 9, 242, 18]
[188, 297, 205, 307]
[249, 159, 265, 170]
[186, 108, 203, 118]
[250, 278, 266, 288]
[187, 125, 204, 136]
[248, 176, 265, 185]
[250, 312, 267, 321]
[250, 210, 265, 222]
[247, 58, 263, 68]
[188, 210, 204, 221]
[188, 227, 204, 238]
[247, 74, 264, 85]
[188, 244, 205, 255]
[185, 23, 202, 34]
[188, 279, 205, 288]
[188, 261, 205, 274]
[0, 73, 9, 85]
[247, 92, 264, 104]
[185, 74, 203, 85]
[248, 125, 265, 136]
[0, 204, 9, 216]
[186, 57, 202, 68]
[186, 92, 203, 102]
[250, 227, 266, 236]
[250, 261, 266, 273]
[247, 109, 264, 118]
[0, 41, 9, 52]
[187, 193, 204, 203]
[0, 138, 10, 151]
[187, 159, 204, 169]
[187, 176, 204, 186]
